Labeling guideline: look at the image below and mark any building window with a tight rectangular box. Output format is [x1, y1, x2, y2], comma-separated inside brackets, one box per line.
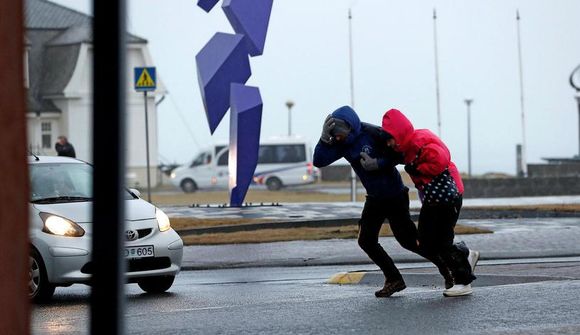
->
[42, 134, 52, 149]
[41, 122, 51, 132]
[41, 122, 52, 149]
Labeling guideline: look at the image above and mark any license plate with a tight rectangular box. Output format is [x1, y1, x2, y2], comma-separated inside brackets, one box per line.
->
[125, 245, 154, 259]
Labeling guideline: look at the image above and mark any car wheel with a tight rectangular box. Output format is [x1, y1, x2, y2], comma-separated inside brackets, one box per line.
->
[30, 248, 55, 302]
[180, 179, 197, 193]
[266, 177, 282, 191]
[137, 275, 175, 294]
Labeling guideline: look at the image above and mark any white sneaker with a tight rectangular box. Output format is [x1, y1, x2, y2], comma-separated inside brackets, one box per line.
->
[443, 284, 473, 297]
[468, 250, 480, 273]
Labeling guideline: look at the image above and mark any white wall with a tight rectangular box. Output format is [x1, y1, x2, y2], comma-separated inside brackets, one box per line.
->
[26, 113, 60, 156]
[28, 42, 164, 187]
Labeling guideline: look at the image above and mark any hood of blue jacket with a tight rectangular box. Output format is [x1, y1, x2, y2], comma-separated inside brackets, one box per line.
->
[331, 106, 361, 144]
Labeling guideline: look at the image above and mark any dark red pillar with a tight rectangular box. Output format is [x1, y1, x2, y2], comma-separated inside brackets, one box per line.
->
[0, 0, 31, 333]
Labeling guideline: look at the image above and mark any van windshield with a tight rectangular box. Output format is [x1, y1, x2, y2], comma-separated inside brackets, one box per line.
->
[190, 152, 211, 167]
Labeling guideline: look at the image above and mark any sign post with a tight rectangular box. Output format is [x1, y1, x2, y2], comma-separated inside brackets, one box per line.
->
[134, 67, 156, 202]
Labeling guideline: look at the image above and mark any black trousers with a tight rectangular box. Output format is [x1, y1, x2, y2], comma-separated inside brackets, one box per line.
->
[418, 197, 474, 285]
[358, 188, 432, 281]
[358, 189, 473, 284]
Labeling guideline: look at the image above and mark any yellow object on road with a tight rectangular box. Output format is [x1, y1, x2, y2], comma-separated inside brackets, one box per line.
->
[327, 272, 367, 285]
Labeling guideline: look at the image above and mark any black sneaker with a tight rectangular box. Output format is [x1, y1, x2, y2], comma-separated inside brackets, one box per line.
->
[375, 278, 406, 298]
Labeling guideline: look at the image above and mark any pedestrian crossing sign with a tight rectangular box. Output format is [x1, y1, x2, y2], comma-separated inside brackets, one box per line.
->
[134, 67, 156, 92]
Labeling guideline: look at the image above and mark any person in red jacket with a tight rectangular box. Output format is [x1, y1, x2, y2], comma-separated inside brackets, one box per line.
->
[381, 108, 480, 297]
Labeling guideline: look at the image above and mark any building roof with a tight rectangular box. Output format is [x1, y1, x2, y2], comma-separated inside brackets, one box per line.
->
[25, 0, 147, 114]
[542, 157, 580, 164]
[25, 0, 147, 44]
[26, 0, 90, 29]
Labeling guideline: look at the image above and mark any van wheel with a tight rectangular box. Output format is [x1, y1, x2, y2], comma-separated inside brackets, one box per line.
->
[181, 179, 197, 193]
[266, 177, 282, 191]
[30, 248, 55, 303]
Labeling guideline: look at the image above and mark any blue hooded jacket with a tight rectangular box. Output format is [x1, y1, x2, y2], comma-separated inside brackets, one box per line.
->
[313, 106, 404, 198]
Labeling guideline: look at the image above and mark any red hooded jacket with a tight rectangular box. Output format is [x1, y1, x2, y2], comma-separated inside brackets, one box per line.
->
[381, 109, 464, 194]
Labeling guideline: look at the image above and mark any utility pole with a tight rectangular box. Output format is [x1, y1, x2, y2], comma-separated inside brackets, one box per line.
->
[516, 10, 528, 176]
[348, 8, 357, 202]
[464, 99, 473, 177]
[433, 8, 442, 137]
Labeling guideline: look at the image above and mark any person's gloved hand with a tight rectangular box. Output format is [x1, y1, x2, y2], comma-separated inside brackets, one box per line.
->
[360, 152, 379, 171]
[320, 115, 335, 144]
[404, 163, 419, 176]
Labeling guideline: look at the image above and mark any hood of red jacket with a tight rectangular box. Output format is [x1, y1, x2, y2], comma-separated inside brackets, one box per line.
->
[381, 109, 414, 151]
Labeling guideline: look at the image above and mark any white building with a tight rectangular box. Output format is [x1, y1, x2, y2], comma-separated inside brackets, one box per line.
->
[25, 0, 164, 187]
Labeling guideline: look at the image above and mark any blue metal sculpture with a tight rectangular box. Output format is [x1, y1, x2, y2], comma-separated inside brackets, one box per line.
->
[195, 0, 273, 206]
[197, 0, 219, 12]
[195, 33, 251, 134]
[222, 0, 273, 56]
[228, 83, 262, 205]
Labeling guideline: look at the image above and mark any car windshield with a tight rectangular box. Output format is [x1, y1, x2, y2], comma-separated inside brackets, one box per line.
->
[30, 163, 134, 203]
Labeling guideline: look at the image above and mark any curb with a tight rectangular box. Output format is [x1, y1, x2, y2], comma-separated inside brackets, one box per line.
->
[179, 253, 580, 272]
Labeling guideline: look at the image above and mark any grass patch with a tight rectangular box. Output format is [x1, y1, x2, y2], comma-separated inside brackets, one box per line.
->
[180, 224, 492, 245]
[151, 189, 371, 206]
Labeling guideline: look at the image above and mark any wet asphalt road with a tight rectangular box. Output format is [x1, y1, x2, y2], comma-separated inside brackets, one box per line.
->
[32, 262, 580, 335]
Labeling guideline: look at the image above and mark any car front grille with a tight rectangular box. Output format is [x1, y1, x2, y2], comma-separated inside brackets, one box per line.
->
[81, 257, 171, 274]
[124, 228, 153, 242]
[127, 257, 171, 272]
[136, 228, 153, 239]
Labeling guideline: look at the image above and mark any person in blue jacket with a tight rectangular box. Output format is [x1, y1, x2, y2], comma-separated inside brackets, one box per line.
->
[313, 106, 451, 297]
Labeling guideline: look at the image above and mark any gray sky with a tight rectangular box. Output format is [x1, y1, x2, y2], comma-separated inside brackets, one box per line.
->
[53, 0, 580, 175]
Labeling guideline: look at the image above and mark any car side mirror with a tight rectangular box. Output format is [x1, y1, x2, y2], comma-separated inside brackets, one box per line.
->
[129, 188, 141, 198]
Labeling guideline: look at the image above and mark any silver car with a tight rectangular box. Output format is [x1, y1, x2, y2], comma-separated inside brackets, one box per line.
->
[28, 156, 183, 302]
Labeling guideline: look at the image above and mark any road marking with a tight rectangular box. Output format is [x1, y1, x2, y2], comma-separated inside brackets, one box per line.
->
[327, 271, 366, 284]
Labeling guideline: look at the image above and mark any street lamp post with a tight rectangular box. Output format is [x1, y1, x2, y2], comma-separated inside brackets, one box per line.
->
[575, 96, 580, 157]
[569, 64, 580, 157]
[285, 100, 294, 136]
[464, 99, 473, 177]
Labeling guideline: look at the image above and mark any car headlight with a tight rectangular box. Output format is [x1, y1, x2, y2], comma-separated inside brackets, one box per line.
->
[170, 172, 176, 179]
[156, 208, 171, 232]
[40, 213, 85, 237]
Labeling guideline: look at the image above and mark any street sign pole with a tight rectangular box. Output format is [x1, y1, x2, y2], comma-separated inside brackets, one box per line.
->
[134, 67, 156, 202]
[144, 91, 151, 202]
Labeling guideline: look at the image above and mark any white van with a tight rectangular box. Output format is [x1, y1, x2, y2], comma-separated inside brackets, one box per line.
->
[170, 137, 318, 192]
